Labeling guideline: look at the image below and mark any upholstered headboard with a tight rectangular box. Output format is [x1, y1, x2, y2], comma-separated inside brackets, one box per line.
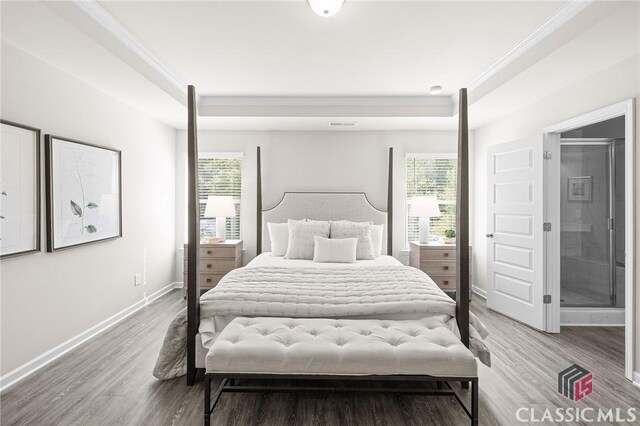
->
[262, 192, 388, 255]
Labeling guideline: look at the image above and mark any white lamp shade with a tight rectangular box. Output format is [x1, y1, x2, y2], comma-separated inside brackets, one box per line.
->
[409, 196, 441, 218]
[308, 0, 344, 17]
[204, 196, 235, 218]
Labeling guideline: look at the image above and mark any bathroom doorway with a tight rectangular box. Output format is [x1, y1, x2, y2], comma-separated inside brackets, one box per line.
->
[542, 99, 635, 381]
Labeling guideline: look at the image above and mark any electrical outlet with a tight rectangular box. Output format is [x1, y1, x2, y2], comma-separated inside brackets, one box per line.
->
[134, 273, 142, 287]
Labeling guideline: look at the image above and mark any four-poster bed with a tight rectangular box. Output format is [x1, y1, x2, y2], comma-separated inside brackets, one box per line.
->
[178, 85, 481, 422]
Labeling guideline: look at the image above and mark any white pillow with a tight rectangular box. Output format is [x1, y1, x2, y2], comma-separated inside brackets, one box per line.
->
[313, 236, 358, 263]
[285, 219, 331, 260]
[329, 220, 375, 260]
[267, 222, 289, 256]
[371, 224, 384, 257]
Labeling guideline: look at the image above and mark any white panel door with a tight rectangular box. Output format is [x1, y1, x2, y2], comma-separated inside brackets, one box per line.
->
[486, 136, 545, 330]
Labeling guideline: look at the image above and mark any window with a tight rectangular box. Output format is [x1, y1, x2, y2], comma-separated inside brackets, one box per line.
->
[406, 154, 457, 244]
[197, 153, 242, 240]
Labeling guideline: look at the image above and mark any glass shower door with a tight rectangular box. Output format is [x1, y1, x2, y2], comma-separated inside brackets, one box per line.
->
[560, 142, 613, 307]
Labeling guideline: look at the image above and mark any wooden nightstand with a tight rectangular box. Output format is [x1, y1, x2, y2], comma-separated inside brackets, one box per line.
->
[183, 240, 243, 297]
[409, 242, 472, 294]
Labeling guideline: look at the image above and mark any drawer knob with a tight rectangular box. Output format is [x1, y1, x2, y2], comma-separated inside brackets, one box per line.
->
[444, 252, 449, 257]
[206, 278, 212, 283]
[444, 280, 449, 285]
[207, 250, 212, 255]
[443, 266, 449, 271]
[207, 264, 212, 269]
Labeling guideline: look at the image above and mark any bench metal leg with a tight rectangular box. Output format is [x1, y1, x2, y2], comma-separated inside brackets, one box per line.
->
[471, 380, 478, 426]
[205, 376, 228, 426]
[461, 381, 469, 389]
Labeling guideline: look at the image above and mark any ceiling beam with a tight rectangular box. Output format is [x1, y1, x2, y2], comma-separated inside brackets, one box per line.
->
[197, 96, 453, 117]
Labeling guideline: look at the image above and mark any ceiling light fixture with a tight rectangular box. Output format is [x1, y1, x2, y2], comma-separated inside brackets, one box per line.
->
[430, 85, 443, 95]
[308, 0, 344, 17]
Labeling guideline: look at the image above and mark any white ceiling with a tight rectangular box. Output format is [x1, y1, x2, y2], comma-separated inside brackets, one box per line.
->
[99, 0, 563, 97]
[2, 1, 637, 131]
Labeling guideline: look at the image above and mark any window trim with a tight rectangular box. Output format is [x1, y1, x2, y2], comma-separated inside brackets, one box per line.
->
[405, 153, 458, 246]
[184, 152, 244, 242]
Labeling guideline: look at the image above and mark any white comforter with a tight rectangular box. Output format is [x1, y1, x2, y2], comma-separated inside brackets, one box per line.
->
[200, 266, 457, 318]
[153, 259, 490, 380]
[199, 264, 490, 361]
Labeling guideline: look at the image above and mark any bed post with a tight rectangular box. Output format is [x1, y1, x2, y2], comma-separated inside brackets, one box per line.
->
[187, 85, 201, 386]
[256, 146, 262, 256]
[387, 147, 393, 255]
[456, 88, 470, 349]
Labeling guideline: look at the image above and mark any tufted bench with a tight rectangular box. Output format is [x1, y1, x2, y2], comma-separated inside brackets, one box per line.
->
[204, 317, 478, 425]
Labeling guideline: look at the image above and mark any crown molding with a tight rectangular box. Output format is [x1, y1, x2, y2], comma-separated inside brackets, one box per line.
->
[450, 0, 593, 106]
[48, 0, 188, 105]
[465, 0, 593, 92]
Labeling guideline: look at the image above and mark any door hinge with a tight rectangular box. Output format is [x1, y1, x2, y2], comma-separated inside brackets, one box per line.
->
[543, 150, 552, 160]
[543, 222, 552, 232]
[543, 295, 552, 304]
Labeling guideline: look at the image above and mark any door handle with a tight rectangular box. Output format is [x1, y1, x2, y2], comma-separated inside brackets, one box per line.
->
[485, 233, 494, 238]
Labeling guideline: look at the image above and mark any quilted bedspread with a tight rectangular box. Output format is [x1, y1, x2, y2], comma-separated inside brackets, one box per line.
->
[200, 266, 457, 318]
[153, 266, 490, 380]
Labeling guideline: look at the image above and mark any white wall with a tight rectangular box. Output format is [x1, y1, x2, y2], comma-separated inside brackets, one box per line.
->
[472, 54, 639, 368]
[0, 42, 177, 375]
[174, 130, 462, 278]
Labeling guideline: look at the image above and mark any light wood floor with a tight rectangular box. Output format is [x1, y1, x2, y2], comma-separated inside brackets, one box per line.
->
[1, 290, 637, 425]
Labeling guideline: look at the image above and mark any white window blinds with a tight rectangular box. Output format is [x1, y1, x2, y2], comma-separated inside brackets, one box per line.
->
[198, 154, 242, 240]
[406, 154, 457, 244]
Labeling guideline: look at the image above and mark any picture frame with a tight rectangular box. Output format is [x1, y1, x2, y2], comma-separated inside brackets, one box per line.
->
[0, 119, 41, 259]
[45, 135, 122, 251]
[567, 176, 592, 202]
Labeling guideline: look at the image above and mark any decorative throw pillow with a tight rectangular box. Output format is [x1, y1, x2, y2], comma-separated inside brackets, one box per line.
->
[267, 222, 289, 256]
[371, 224, 384, 257]
[313, 236, 358, 263]
[285, 219, 330, 260]
[329, 220, 375, 260]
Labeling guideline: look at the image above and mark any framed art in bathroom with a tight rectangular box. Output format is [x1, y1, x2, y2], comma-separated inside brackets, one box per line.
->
[0, 120, 41, 259]
[567, 176, 592, 202]
[45, 135, 122, 251]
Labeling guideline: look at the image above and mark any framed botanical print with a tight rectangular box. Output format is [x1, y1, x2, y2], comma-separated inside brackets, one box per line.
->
[1, 120, 41, 258]
[45, 135, 122, 251]
[568, 176, 592, 202]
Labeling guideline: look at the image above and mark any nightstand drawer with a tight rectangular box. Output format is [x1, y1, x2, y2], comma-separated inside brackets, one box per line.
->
[420, 261, 456, 276]
[430, 275, 456, 291]
[184, 257, 241, 273]
[202, 258, 237, 273]
[186, 243, 243, 259]
[183, 273, 225, 290]
[421, 248, 456, 260]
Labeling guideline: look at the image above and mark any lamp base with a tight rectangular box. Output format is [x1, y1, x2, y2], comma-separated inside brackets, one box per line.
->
[216, 217, 226, 242]
[419, 217, 430, 244]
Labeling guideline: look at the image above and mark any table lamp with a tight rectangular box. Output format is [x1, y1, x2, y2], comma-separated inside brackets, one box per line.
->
[409, 196, 441, 244]
[204, 196, 236, 242]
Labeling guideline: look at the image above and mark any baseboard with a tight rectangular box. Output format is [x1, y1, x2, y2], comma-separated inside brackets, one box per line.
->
[633, 371, 640, 389]
[174, 281, 184, 288]
[472, 285, 487, 299]
[560, 307, 625, 326]
[0, 281, 180, 392]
